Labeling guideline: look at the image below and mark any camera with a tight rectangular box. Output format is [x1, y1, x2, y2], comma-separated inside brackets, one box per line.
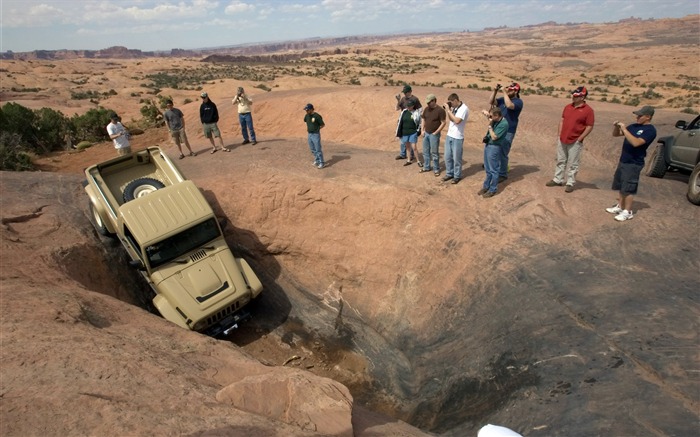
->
[445, 101, 452, 108]
[495, 83, 502, 91]
[482, 134, 490, 144]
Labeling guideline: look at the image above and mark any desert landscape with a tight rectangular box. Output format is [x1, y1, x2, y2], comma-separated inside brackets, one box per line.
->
[1, 16, 699, 436]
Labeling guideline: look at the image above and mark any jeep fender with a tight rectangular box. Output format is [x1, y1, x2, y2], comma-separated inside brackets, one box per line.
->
[657, 135, 674, 163]
[236, 258, 263, 298]
[153, 294, 190, 329]
[84, 184, 117, 235]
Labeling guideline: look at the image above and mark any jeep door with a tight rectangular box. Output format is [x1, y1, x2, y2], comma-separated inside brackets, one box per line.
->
[670, 115, 700, 170]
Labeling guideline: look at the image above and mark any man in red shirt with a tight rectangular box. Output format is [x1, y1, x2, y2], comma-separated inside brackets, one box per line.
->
[545, 86, 595, 192]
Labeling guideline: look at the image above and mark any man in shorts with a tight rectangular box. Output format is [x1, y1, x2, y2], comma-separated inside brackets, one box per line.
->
[106, 112, 131, 156]
[163, 99, 195, 159]
[199, 92, 228, 154]
[606, 106, 657, 221]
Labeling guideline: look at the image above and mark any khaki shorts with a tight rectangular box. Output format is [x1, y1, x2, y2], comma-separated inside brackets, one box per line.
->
[202, 123, 221, 139]
[170, 129, 188, 145]
[117, 146, 132, 156]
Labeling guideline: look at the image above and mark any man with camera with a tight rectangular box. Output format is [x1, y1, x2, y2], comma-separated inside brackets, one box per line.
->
[479, 107, 509, 198]
[488, 82, 523, 181]
[605, 106, 657, 221]
[232, 86, 257, 145]
[395, 84, 421, 160]
[442, 93, 469, 185]
[545, 86, 595, 192]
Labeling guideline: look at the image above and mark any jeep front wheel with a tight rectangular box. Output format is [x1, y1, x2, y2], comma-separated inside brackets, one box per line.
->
[644, 143, 668, 178]
[123, 177, 165, 202]
[687, 163, 700, 205]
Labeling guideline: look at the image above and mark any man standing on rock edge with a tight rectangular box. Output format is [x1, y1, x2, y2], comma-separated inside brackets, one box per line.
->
[605, 106, 657, 222]
[164, 99, 195, 159]
[545, 86, 594, 192]
[106, 112, 131, 156]
[420, 93, 447, 176]
[199, 92, 229, 154]
[442, 93, 469, 185]
[304, 103, 325, 169]
[488, 82, 523, 181]
[394, 84, 421, 160]
[232, 87, 257, 145]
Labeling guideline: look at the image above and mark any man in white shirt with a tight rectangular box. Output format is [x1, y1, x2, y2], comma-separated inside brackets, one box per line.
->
[442, 93, 469, 184]
[106, 112, 131, 156]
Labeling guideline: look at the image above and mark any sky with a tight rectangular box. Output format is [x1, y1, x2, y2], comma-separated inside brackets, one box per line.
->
[1, 0, 698, 53]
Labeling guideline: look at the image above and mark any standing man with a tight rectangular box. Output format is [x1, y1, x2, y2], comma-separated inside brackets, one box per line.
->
[545, 86, 594, 192]
[232, 87, 257, 145]
[394, 84, 421, 160]
[199, 92, 228, 154]
[488, 82, 523, 181]
[442, 93, 469, 185]
[303, 103, 325, 169]
[395, 97, 422, 166]
[478, 107, 509, 198]
[605, 106, 657, 221]
[163, 99, 195, 159]
[420, 94, 447, 176]
[106, 112, 131, 156]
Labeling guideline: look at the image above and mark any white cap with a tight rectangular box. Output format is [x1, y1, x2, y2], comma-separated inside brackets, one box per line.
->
[477, 424, 523, 437]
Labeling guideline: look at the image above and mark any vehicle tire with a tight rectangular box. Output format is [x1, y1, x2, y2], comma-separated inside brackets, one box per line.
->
[89, 202, 115, 237]
[687, 163, 700, 205]
[123, 177, 165, 202]
[644, 143, 668, 178]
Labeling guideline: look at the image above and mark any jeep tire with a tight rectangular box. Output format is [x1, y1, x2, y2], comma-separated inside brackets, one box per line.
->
[89, 202, 114, 237]
[123, 177, 165, 202]
[645, 143, 668, 178]
[687, 163, 700, 205]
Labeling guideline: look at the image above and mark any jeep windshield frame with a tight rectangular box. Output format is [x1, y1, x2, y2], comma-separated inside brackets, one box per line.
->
[145, 218, 221, 269]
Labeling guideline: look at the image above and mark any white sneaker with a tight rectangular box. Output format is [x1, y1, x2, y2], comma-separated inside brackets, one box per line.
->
[606, 204, 622, 214]
[317, 163, 326, 169]
[614, 210, 634, 221]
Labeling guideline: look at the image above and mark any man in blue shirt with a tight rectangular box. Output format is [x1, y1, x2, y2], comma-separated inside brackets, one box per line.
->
[606, 106, 657, 221]
[488, 82, 523, 181]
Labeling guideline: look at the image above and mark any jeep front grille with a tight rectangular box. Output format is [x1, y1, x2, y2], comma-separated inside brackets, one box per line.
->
[190, 250, 207, 262]
[206, 300, 241, 326]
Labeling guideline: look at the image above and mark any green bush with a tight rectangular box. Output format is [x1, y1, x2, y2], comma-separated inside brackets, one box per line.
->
[0, 132, 35, 171]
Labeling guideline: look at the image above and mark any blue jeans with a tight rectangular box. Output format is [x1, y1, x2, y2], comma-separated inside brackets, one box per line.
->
[239, 112, 256, 142]
[500, 132, 514, 178]
[308, 132, 324, 165]
[444, 136, 464, 179]
[422, 133, 441, 171]
[483, 144, 501, 193]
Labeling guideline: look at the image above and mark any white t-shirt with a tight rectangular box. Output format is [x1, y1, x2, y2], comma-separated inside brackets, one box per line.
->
[107, 121, 130, 149]
[447, 102, 469, 140]
[477, 424, 522, 437]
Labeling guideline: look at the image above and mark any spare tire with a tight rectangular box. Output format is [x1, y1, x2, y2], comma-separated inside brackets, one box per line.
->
[123, 177, 165, 202]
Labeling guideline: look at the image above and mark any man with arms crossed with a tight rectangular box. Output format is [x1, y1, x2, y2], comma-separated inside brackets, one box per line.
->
[163, 99, 195, 159]
[419, 94, 447, 176]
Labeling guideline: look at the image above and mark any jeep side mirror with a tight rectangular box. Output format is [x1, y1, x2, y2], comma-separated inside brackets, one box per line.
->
[675, 120, 687, 129]
[128, 259, 145, 270]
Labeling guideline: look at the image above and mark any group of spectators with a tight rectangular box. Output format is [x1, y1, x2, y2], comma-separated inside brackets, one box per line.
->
[392, 83, 657, 221]
[107, 81, 658, 222]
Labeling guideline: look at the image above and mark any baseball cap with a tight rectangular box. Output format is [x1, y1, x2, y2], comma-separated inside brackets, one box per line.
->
[109, 112, 119, 120]
[507, 82, 521, 92]
[405, 97, 417, 107]
[200, 92, 208, 98]
[303, 103, 314, 111]
[165, 99, 173, 105]
[425, 93, 437, 103]
[633, 106, 655, 117]
[571, 86, 588, 97]
[402, 84, 412, 93]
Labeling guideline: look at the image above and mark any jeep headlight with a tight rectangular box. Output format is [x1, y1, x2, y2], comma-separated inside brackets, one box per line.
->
[192, 319, 208, 331]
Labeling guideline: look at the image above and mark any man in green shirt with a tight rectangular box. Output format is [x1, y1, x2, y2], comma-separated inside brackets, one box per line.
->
[304, 103, 326, 169]
[479, 107, 509, 197]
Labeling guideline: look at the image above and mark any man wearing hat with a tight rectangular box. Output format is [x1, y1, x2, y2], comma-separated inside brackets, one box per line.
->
[605, 106, 657, 221]
[303, 103, 326, 169]
[545, 86, 595, 192]
[232, 86, 257, 145]
[199, 92, 228, 153]
[419, 94, 446, 175]
[106, 112, 131, 156]
[488, 82, 524, 181]
[395, 84, 421, 160]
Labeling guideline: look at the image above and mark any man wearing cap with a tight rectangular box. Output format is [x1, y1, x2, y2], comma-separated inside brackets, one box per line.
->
[545, 86, 595, 192]
[199, 92, 229, 154]
[395, 97, 422, 166]
[106, 112, 131, 156]
[419, 94, 446, 176]
[303, 103, 326, 169]
[163, 99, 195, 159]
[605, 106, 657, 221]
[394, 84, 421, 160]
[442, 93, 469, 185]
[232, 87, 257, 145]
[488, 82, 524, 181]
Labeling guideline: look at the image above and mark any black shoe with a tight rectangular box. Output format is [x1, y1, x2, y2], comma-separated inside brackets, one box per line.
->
[395, 155, 406, 160]
[477, 188, 488, 195]
[242, 140, 250, 145]
[483, 191, 496, 198]
[451, 178, 460, 185]
[545, 180, 563, 187]
[498, 176, 508, 183]
[442, 175, 453, 182]
[251, 141, 257, 145]
[565, 185, 574, 193]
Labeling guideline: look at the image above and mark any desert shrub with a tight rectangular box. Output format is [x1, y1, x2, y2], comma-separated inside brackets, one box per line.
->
[183, 98, 193, 104]
[0, 132, 35, 171]
[34, 107, 71, 152]
[681, 107, 698, 114]
[254, 84, 271, 92]
[71, 107, 114, 143]
[0, 102, 37, 147]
